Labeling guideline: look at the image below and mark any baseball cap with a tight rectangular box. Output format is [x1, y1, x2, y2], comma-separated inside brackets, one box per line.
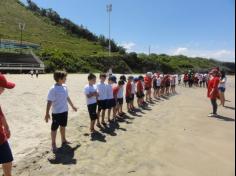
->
[109, 75, 117, 83]
[0, 74, 15, 89]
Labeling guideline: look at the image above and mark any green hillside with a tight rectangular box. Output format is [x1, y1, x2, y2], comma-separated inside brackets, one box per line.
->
[0, 0, 235, 74]
[0, 0, 111, 56]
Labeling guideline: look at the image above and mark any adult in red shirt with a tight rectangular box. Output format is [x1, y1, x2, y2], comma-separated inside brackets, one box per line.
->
[144, 72, 153, 102]
[0, 73, 15, 176]
[207, 69, 220, 117]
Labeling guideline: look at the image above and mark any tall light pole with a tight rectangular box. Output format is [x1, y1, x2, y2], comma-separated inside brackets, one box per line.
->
[18, 22, 25, 53]
[106, 4, 112, 56]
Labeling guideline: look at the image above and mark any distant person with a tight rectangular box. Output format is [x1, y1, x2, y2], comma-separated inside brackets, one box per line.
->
[178, 74, 182, 85]
[35, 70, 39, 78]
[207, 69, 220, 117]
[218, 71, 227, 107]
[30, 70, 34, 78]
[107, 67, 113, 77]
[136, 76, 145, 107]
[183, 73, 189, 87]
[126, 76, 133, 112]
[106, 76, 117, 122]
[152, 74, 158, 99]
[0, 74, 15, 176]
[144, 72, 153, 102]
[118, 75, 126, 116]
[130, 76, 136, 110]
[114, 80, 125, 117]
[45, 71, 77, 152]
[84, 73, 99, 133]
[156, 74, 161, 99]
[96, 73, 108, 127]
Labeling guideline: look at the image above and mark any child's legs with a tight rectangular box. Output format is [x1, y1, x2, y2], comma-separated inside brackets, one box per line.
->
[101, 109, 106, 122]
[108, 109, 111, 120]
[60, 127, 66, 143]
[90, 120, 96, 131]
[51, 130, 57, 146]
[2, 162, 12, 176]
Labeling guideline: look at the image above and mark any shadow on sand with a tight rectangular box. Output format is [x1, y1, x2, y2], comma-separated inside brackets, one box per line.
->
[48, 144, 80, 165]
[214, 115, 235, 122]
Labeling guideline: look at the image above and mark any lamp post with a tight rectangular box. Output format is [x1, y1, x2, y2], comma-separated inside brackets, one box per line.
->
[18, 22, 25, 52]
[106, 4, 112, 56]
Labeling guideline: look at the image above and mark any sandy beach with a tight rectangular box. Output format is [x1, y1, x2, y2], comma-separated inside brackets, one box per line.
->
[0, 74, 235, 176]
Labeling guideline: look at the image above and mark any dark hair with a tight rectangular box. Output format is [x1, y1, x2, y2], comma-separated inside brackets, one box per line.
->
[88, 73, 96, 80]
[54, 70, 67, 82]
[99, 73, 107, 78]
[118, 80, 125, 86]
[221, 71, 226, 79]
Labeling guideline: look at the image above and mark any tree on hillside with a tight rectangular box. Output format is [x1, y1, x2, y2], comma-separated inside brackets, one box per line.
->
[26, 0, 40, 13]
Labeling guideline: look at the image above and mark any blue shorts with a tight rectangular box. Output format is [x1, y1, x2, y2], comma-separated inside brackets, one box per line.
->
[218, 87, 226, 93]
[0, 141, 13, 164]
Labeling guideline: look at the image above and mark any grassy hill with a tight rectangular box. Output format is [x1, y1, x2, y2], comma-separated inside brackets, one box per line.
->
[0, 0, 235, 74]
[0, 0, 110, 56]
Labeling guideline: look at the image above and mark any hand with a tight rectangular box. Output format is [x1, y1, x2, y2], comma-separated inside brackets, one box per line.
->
[72, 106, 78, 112]
[45, 114, 50, 123]
[5, 128, 11, 139]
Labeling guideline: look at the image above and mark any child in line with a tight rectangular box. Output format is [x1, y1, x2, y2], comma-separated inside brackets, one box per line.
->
[152, 74, 158, 99]
[113, 80, 125, 118]
[45, 71, 77, 152]
[84, 73, 99, 133]
[96, 73, 108, 126]
[106, 76, 117, 122]
[136, 76, 145, 107]
[117, 76, 126, 116]
[156, 75, 161, 98]
[144, 72, 152, 102]
[0, 74, 15, 176]
[126, 76, 133, 112]
[130, 77, 136, 110]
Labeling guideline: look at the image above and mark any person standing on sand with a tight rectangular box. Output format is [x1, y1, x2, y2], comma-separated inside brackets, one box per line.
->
[207, 69, 220, 117]
[45, 71, 77, 152]
[144, 72, 153, 102]
[0, 73, 15, 176]
[84, 73, 100, 133]
[30, 70, 34, 78]
[218, 71, 227, 107]
[35, 70, 39, 78]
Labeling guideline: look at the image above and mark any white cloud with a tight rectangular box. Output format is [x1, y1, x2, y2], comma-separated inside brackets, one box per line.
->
[120, 42, 136, 52]
[171, 47, 235, 62]
[173, 47, 188, 55]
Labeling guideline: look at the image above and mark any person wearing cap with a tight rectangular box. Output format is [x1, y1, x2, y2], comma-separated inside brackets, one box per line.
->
[0, 73, 15, 176]
[106, 76, 117, 122]
[117, 76, 126, 116]
[207, 69, 220, 117]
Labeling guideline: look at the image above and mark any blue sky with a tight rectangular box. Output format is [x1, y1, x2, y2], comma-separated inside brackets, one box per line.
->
[21, 0, 235, 62]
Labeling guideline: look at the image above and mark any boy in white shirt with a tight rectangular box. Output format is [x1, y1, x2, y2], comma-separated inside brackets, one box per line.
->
[45, 71, 77, 153]
[96, 73, 108, 126]
[84, 73, 99, 133]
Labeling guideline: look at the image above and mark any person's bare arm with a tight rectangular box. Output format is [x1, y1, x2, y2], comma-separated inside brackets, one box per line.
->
[67, 97, 77, 112]
[1, 115, 11, 139]
[45, 101, 52, 123]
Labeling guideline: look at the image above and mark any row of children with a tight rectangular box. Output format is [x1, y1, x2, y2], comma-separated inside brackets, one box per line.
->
[84, 72, 178, 134]
[0, 71, 178, 176]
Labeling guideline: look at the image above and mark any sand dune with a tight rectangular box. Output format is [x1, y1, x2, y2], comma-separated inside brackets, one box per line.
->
[0, 74, 235, 176]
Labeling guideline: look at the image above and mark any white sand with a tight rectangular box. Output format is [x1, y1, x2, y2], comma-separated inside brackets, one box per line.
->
[0, 74, 235, 176]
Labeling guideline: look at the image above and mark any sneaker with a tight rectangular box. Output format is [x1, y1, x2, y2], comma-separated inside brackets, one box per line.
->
[208, 113, 218, 117]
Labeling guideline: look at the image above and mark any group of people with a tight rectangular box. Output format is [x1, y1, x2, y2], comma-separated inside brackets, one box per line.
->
[84, 72, 178, 135]
[0, 67, 228, 176]
[183, 71, 209, 88]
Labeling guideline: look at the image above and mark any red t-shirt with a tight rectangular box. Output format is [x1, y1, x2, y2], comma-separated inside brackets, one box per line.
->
[207, 76, 220, 99]
[137, 81, 144, 93]
[144, 76, 152, 88]
[0, 106, 7, 145]
[113, 86, 119, 99]
[184, 74, 188, 81]
[126, 82, 132, 97]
